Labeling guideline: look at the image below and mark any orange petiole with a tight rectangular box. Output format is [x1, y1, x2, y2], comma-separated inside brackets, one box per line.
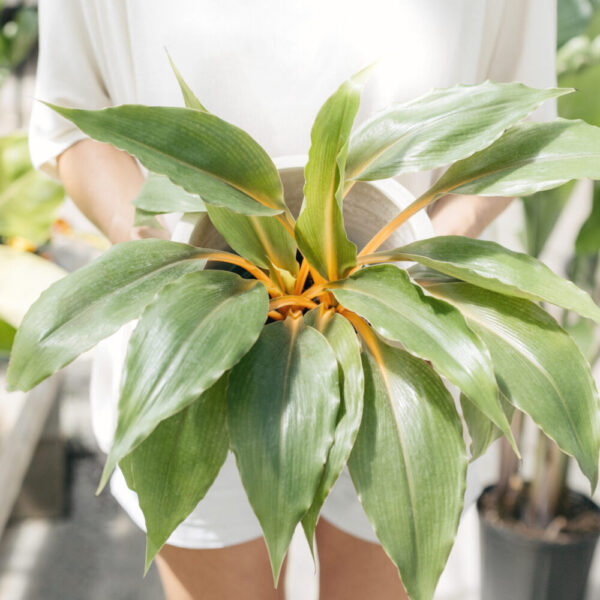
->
[358, 191, 439, 257]
[269, 295, 318, 312]
[203, 251, 282, 297]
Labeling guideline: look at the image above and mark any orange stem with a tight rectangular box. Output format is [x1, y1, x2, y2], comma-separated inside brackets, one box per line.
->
[358, 191, 438, 257]
[276, 210, 297, 240]
[269, 295, 318, 312]
[303, 282, 327, 300]
[338, 307, 379, 354]
[204, 251, 282, 297]
[268, 310, 284, 321]
[294, 259, 311, 295]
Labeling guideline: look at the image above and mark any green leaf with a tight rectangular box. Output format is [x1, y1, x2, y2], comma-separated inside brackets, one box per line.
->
[346, 82, 568, 181]
[329, 265, 514, 449]
[227, 318, 340, 583]
[167, 52, 209, 112]
[0, 319, 15, 357]
[301, 309, 364, 552]
[575, 181, 600, 255]
[7, 240, 211, 392]
[101, 269, 268, 492]
[426, 281, 600, 489]
[133, 207, 164, 229]
[558, 62, 600, 126]
[295, 69, 371, 280]
[460, 392, 515, 460]
[120, 375, 229, 570]
[558, 0, 599, 47]
[0, 169, 64, 245]
[564, 317, 598, 362]
[375, 236, 600, 324]
[348, 338, 467, 600]
[133, 172, 206, 214]
[207, 205, 298, 278]
[521, 182, 574, 258]
[46, 103, 286, 216]
[425, 119, 600, 200]
[0, 132, 31, 190]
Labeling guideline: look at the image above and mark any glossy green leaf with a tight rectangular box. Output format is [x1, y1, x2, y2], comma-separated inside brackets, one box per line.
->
[120, 375, 229, 570]
[373, 236, 600, 324]
[0, 169, 64, 245]
[425, 119, 600, 200]
[575, 181, 600, 255]
[460, 392, 515, 460]
[0, 319, 15, 357]
[426, 281, 600, 489]
[101, 269, 268, 491]
[47, 103, 286, 216]
[521, 182, 574, 258]
[329, 265, 514, 448]
[346, 82, 568, 181]
[301, 309, 364, 551]
[133, 172, 206, 214]
[207, 205, 298, 278]
[7, 240, 212, 392]
[349, 338, 467, 600]
[295, 69, 371, 280]
[227, 318, 340, 582]
[167, 53, 209, 112]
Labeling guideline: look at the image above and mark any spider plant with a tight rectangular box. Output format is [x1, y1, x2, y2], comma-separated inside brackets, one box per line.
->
[6, 65, 600, 600]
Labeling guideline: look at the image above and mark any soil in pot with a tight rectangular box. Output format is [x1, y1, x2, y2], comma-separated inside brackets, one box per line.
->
[478, 484, 600, 600]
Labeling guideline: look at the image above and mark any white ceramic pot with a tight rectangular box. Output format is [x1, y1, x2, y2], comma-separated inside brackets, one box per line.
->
[172, 155, 434, 249]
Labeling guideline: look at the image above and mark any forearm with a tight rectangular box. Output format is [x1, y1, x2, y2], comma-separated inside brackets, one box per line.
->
[428, 194, 513, 238]
[57, 139, 145, 244]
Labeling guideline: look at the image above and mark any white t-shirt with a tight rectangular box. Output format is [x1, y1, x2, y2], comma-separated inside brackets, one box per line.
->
[30, 0, 556, 466]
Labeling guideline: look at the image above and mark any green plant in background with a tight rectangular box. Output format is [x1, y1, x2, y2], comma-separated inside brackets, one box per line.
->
[6, 65, 600, 600]
[498, 0, 600, 529]
[0, 131, 65, 358]
[0, 131, 64, 247]
[0, 0, 37, 88]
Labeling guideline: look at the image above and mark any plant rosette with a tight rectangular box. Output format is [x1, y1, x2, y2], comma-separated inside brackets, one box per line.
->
[7, 65, 600, 600]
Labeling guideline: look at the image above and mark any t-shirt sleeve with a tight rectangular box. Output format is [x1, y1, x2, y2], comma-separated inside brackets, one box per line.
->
[485, 0, 558, 121]
[29, 0, 110, 178]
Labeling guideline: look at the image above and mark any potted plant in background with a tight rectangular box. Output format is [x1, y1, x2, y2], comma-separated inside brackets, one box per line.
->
[6, 63, 600, 600]
[0, 130, 65, 357]
[477, 5, 600, 599]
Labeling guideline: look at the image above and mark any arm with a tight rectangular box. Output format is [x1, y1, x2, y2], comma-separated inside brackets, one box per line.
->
[57, 139, 166, 244]
[428, 194, 513, 238]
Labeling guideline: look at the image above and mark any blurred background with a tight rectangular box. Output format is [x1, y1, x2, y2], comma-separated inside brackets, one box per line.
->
[1, 1, 600, 599]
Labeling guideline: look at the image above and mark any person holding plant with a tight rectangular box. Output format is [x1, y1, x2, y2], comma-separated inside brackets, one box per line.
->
[29, 1, 556, 599]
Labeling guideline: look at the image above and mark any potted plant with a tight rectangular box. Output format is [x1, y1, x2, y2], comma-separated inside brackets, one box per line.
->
[6, 64, 600, 600]
[476, 7, 600, 598]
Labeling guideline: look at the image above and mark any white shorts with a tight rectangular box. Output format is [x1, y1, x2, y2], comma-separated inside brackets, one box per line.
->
[109, 448, 490, 550]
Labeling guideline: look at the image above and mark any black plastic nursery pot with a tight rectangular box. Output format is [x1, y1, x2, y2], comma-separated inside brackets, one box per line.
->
[477, 485, 600, 600]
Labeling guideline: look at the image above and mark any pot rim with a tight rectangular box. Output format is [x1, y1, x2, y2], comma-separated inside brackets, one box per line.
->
[477, 484, 600, 548]
[172, 154, 435, 244]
